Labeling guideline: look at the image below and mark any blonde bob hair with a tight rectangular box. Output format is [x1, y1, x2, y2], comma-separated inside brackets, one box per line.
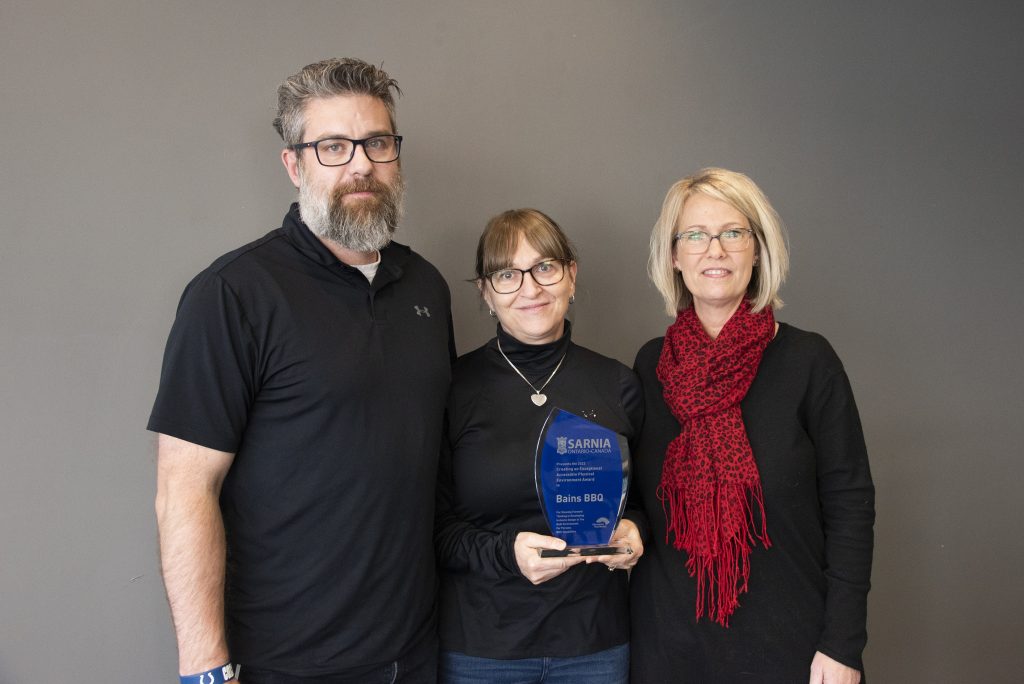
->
[648, 167, 788, 316]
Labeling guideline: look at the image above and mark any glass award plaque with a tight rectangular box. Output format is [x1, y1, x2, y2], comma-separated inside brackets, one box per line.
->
[534, 407, 631, 557]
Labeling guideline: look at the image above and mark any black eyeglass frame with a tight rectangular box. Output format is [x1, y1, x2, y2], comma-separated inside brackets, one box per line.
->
[291, 135, 404, 167]
[482, 259, 571, 294]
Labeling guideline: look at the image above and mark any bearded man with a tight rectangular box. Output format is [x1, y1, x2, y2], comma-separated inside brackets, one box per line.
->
[149, 58, 454, 684]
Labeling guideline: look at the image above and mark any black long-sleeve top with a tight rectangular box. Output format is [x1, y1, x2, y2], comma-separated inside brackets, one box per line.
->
[435, 323, 645, 659]
[629, 323, 875, 683]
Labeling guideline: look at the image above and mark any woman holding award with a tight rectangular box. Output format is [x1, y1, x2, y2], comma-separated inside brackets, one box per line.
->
[629, 168, 875, 683]
[435, 208, 644, 683]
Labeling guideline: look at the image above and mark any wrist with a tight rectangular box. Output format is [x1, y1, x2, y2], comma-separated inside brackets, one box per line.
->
[180, 662, 239, 684]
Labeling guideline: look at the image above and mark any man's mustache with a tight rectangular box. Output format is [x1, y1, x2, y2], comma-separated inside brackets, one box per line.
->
[331, 177, 392, 198]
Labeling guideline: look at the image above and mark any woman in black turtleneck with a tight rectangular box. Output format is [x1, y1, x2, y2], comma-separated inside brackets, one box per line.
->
[435, 209, 645, 684]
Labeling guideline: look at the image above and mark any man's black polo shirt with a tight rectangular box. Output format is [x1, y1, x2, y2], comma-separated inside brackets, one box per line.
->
[148, 204, 454, 676]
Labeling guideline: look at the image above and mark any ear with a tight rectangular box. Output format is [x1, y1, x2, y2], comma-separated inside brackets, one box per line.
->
[477, 279, 494, 311]
[567, 261, 578, 294]
[281, 147, 302, 189]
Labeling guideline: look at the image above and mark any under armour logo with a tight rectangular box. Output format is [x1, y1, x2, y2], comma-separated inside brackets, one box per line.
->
[414, 305, 431, 317]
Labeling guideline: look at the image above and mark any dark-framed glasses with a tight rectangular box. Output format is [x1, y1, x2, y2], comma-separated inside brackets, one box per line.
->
[485, 259, 569, 294]
[291, 134, 403, 167]
[673, 228, 753, 254]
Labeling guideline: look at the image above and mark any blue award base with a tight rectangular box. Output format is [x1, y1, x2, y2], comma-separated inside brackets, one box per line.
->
[534, 408, 631, 557]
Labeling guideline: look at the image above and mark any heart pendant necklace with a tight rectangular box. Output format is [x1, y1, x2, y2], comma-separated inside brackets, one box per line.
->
[496, 338, 566, 407]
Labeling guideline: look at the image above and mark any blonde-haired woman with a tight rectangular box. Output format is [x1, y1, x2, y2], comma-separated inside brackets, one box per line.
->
[629, 169, 875, 683]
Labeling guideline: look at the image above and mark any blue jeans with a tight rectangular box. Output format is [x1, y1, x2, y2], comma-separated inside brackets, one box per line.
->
[440, 643, 628, 684]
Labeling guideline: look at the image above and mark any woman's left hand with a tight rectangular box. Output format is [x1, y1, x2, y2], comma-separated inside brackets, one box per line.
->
[809, 651, 861, 684]
[585, 519, 644, 571]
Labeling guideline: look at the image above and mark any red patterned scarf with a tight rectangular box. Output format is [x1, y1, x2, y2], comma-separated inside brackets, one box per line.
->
[656, 301, 775, 626]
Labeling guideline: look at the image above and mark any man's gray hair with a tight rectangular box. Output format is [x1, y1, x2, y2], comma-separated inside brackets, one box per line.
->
[273, 58, 401, 145]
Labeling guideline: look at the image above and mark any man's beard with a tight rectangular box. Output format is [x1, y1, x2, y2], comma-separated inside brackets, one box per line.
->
[297, 168, 405, 253]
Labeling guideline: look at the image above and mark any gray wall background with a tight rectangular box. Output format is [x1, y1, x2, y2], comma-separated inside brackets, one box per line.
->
[2, 1, 1021, 681]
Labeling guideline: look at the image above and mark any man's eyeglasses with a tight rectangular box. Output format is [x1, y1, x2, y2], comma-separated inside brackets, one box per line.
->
[291, 135, 403, 167]
[673, 228, 753, 254]
[484, 260, 569, 294]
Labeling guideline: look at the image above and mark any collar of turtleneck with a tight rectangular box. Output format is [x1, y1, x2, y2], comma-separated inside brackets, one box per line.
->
[492, 319, 573, 381]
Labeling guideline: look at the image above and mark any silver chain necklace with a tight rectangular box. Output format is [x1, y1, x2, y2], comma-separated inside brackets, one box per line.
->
[496, 338, 567, 406]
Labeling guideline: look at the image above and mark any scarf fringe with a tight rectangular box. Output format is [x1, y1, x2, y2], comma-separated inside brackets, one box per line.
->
[658, 479, 771, 627]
